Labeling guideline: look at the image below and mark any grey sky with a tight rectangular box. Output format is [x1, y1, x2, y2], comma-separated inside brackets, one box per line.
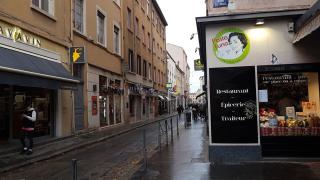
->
[157, 0, 206, 93]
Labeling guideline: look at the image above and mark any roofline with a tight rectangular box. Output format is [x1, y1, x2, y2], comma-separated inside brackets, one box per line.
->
[152, 0, 168, 26]
[296, 0, 320, 31]
[196, 9, 307, 24]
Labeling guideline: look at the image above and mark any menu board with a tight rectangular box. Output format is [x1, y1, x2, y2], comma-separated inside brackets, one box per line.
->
[209, 66, 258, 143]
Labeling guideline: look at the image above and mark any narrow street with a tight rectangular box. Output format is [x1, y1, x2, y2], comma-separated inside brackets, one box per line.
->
[0, 117, 185, 180]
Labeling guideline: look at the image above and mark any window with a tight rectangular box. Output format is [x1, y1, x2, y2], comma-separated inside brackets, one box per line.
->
[152, 38, 155, 52]
[148, 63, 151, 79]
[32, 0, 54, 15]
[135, 17, 139, 37]
[147, 33, 151, 50]
[154, 66, 156, 81]
[113, 0, 120, 6]
[137, 55, 141, 75]
[143, 60, 147, 78]
[158, 70, 160, 83]
[142, 25, 145, 44]
[127, 8, 132, 30]
[113, 25, 120, 54]
[97, 10, 106, 45]
[152, 10, 154, 22]
[129, 49, 134, 72]
[74, 0, 84, 33]
[146, 0, 149, 15]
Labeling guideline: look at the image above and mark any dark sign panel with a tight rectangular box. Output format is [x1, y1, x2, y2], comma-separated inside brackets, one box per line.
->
[209, 66, 258, 143]
[213, 0, 228, 8]
[70, 47, 86, 64]
[194, 59, 204, 71]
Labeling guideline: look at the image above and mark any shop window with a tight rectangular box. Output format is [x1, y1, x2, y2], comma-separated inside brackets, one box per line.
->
[129, 95, 135, 117]
[258, 72, 320, 137]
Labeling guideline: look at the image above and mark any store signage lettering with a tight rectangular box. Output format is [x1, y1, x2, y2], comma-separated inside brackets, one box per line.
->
[260, 74, 307, 84]
[209, 67, 258, 144]
[212, 28, 250, 64]
[0, 25, 41, 47]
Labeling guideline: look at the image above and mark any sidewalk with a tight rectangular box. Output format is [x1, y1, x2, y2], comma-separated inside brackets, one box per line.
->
[131, 120, 320, 180]
[0, 113, 178, 173]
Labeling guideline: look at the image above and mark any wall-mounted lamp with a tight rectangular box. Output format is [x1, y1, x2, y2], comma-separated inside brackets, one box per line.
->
[256, 19, 264, 25]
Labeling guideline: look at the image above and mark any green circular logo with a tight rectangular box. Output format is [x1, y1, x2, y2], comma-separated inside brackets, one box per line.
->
[213, 28, 250, 64]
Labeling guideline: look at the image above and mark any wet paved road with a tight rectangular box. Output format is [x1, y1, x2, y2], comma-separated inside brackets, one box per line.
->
[131, 120, 320, 180]
[0, 119, 182, 180]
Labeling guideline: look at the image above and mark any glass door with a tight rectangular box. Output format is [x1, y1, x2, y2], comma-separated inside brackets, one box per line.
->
[0, 85, 10, 142]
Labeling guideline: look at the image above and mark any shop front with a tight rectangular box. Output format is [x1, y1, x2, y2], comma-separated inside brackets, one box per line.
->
[0, 37, 78, 143]
[197, 10, 320, 163]
[98, 75, 123, 127]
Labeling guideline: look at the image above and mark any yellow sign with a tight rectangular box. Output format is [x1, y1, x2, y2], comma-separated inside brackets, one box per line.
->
[70, 47, 85, 63]
[0, 23, 41, 47]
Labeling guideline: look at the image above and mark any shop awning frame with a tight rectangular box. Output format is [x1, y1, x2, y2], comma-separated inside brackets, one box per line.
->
[0, 45, 80, 89]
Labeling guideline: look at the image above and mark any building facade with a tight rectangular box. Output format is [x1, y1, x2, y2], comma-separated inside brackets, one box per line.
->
[198, 0, 320, 163]
[166, 43, 189, 108]
[0, 0, 78, 143]
[71, 0, 124, 130]
[123, 0, 168, 122]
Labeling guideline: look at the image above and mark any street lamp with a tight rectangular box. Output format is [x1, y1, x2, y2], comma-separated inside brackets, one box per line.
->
[190, 33, 198, 40]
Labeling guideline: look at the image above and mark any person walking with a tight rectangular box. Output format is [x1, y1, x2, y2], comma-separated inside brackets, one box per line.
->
[20, 103, 36, 155]
[177, 105, 182, 119]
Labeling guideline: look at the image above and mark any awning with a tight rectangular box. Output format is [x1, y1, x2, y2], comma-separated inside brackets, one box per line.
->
[0, 46, 80, 89]
[294, 1, 320, 43]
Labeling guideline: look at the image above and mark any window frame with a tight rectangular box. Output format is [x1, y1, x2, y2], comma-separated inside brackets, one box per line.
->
[113, 23, 121, 55]
[127, 7, 132, 31]
[96, 7, 107, 47]
[73, 0, 86, 34]
[128, 49, 134, 73]
[31, 0, 55, 17]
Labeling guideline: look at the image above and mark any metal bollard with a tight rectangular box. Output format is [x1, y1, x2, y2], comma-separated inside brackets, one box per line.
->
[158, 121, 161, 151]
[170, 118, 173, 141]
[165, 120, 168, 145]
[177, 115, 179, 136]
[143, 129, 147, 171]
[72, 159, 78, 180]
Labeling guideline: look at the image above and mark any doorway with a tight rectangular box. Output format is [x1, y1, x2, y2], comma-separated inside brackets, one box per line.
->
[0, 85, 11, 142]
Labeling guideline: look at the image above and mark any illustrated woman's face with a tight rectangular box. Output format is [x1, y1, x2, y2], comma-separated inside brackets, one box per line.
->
[229, 36, 244, 52]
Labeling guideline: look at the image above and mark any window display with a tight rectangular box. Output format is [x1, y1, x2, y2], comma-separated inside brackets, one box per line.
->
[258, 72, 320, 136]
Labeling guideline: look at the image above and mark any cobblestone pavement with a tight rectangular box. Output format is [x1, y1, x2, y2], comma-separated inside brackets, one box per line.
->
[0, 116, 185, 180]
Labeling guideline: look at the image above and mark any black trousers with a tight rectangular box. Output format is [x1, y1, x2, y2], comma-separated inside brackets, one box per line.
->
[20, 130, 34, 149]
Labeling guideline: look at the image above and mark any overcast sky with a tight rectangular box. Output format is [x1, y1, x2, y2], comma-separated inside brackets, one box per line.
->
[157, 0, 206, 93]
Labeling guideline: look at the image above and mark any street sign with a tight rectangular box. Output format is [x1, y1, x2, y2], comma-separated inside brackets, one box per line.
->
[194, 59, 204, 71]
[166, 83, 172, 88]
[213, 0, 228, 8]
[70, 47, 86, 64]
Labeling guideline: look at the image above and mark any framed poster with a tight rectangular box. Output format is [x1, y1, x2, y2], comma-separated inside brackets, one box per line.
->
[209, 66, 258, 144]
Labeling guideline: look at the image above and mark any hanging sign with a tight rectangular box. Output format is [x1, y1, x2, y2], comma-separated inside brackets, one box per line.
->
[212, 27, 250, 64]
[70, 47, 86, 64]
[194, 59, 204, 71]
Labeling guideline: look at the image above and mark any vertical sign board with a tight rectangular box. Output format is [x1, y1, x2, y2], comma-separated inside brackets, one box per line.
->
[209, 66, 258, 144]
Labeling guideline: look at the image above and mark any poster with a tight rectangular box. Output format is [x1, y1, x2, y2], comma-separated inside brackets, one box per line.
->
[212, 27, 250, 64]
[92, 96, 97, 115]
[209, 66, 258, 144]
